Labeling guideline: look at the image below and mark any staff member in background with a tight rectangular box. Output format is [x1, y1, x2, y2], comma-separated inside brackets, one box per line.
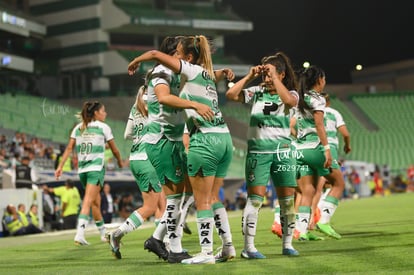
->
[3, 204, 43, 236]
[27, 204, 40, 228]
[47, 179, 81, 230]
[17, 204, 29, 226]
[100, 183, 114, 224]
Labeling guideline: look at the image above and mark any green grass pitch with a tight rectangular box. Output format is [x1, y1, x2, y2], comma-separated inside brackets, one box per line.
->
[0, 193, 413, 274]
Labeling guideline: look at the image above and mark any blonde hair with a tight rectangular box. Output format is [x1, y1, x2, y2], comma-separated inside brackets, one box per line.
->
[180, 35, 215, 81]
[135, 85, 148, 117]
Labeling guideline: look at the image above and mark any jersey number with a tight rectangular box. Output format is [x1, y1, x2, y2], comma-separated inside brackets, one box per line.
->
[80, 142, 93, 154]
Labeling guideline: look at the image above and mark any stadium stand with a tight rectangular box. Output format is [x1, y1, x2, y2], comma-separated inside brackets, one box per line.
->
[347, 92, 414, 172]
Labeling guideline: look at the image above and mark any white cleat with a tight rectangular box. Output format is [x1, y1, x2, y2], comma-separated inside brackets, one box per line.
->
[215, 244, 236, 262]
[181, 252, 215, 264]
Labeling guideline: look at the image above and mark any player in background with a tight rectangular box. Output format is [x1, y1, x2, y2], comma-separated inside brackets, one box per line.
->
[55, 101, 123, 245]
[309, 92, 351, 229]
[294, 66, 346, 241]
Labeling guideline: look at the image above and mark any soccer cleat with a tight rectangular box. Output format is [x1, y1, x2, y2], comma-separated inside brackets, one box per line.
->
[282, 248, 299, 256]
[144, 236, 169, 260]
[272, 221, 300, 239]
[168, 251, 192, 263]
[183, 222, 192, 235]
[313, 207, 321, 224]
[316, 222, 342, 239]
[108, 230, 122, 259]
[74, 237, 90, 246]
[214, 244, 236, 262]
[271, 221, 283, 238]
[298, 232, 324, 241]
[181, 252, 215, 264]
[240, 249, 266, 259]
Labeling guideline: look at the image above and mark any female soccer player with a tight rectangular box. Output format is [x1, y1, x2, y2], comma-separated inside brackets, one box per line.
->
[135, 36, 213, 264]
[294, 66, 345, 240]
[128, 35, 236, 264]
[226, 52, 299, 258]
[55, 101, 123, 245]
[107, 86, 164, 259]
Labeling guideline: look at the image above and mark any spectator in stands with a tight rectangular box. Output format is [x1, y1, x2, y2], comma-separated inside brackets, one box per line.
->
[100, 183, 114, 224]
[349, 167, 361, 195]
[55, 144, 73, 172]
[0, 134, 7, 149]
[294, 66, 346, 240]
[47, 179, 81, 230]
[373, 165, 383, 195]
[54, 101, 123, 245]
[226, 52, 299, 257]
[407, 164, 414, 187]
[0, 148, 9, 168]
[389, 174, 407, 193]
[3, 204, 43, 236]
[381, 164, 391, 191]
[127, 35, 236, 264]
[27, 204, 40, 228]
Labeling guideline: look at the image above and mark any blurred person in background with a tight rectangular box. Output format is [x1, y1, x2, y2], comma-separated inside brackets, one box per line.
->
[47, 179, 81, 230]
[27, 204, 40, 228]
[101, 183, 114, 224]
[3, 204, 43, 236]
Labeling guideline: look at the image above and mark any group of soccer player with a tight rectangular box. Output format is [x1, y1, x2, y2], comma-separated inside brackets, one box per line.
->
[56, 34, 351, 264]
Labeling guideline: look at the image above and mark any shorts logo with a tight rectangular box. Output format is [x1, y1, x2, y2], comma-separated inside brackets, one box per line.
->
[175, 167, 182, 177]
[248, 172, 255, 182]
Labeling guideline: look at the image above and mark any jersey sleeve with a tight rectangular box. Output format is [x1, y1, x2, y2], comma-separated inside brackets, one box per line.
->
[179, 60, 199, 81]
[311, 95, 326, 113]
[150, 65, 172, 87]
[333, 108, 346, 128]
[103, 123, 114, 141]
[70, 124, 81, 139]
[289, 90, 299, 107]
[124, 105, 135, 140]
[242, 86, 261, 103]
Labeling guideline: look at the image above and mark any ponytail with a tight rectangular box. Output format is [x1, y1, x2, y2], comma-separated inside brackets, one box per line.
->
[180, 35, 215, 81]
[79, 101, 102, 132]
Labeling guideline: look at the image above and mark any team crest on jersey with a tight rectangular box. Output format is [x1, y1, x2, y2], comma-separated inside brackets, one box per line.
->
[248, 172, 255, 182]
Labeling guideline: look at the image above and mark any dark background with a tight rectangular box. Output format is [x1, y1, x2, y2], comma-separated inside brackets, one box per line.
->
[224, 0, 414, 83]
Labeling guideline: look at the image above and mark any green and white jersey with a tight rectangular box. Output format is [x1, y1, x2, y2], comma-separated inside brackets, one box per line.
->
[71, 120, 113, 173]
[325, 106, 345, 147]
[243, 85, 298, 153]
[126, 105, 148, 161]
[142, 64, 185, 144]
[295, 90, 326, 149]
[179, 60, 229, 134]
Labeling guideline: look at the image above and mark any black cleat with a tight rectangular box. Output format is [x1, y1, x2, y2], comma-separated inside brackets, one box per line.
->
[168, 251, 192, 263]
[144, 236, 169, 261]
